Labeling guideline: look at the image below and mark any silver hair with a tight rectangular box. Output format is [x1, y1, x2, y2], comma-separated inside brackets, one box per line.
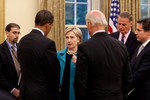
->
[86, 10, 108, 27]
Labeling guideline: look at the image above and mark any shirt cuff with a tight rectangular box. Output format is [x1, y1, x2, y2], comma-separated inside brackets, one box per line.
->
[10, 88, 15, 93]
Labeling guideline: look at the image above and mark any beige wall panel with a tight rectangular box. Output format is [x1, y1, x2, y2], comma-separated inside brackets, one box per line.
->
[5, 0, 38, 41]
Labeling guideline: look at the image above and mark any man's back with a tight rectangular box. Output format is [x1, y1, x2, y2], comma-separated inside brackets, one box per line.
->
[18, 29, 60, 100]
[74, 32, 132, 100]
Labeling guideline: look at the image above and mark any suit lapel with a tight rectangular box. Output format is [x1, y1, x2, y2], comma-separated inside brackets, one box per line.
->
[125, 31, 134, 46]
[3, 41, 17, 72]
[131, 45, 140, 72]
[57, 49, 67, 85]
[30, 29, 44, 37]
[4, 41, 15, 66]
[132, 42, 150, 72]
[114, 32, 120, 39]
[138, 42, 150, 57]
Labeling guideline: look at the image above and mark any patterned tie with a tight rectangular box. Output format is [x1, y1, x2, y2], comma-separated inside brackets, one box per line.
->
[121, 35, 125, 43]
[11, 46, 21, 76]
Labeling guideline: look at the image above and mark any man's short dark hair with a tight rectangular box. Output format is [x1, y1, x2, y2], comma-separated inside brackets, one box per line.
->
[35, 10, 54, 26]
[137, 17, 150, 32]
[5, 23, 20, 32]
[119, 12, 133, 21]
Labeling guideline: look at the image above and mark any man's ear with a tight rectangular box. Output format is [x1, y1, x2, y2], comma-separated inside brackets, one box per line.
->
[147, 30, 150, 35]
[45, 23, 50, 27]
[130, 21, 133, 27]
[5, 31, 9, 36]
[87, 21, 92, 29]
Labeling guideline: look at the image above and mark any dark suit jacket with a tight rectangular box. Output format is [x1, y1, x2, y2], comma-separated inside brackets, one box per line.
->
[74, 32, 132, 100]
[0, 41, 19, 100]
[128, 42, 150, 100]
[17, 29, 60, 100]
[110, 31, 141, 60]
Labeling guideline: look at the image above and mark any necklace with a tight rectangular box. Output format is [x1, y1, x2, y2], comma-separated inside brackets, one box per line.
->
[67, 50, 77, 55]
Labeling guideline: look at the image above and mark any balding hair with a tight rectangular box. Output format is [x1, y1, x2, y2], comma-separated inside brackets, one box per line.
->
[86, 10, 107, 27]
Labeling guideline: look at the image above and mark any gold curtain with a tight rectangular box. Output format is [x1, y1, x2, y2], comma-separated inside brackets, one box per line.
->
[0, 0, 5, 44]
[38, 0, 65, 51]
[100, 0, 141, 32]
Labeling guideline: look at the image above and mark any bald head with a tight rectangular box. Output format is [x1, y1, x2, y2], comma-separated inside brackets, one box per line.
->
[86, 10, 107, 27]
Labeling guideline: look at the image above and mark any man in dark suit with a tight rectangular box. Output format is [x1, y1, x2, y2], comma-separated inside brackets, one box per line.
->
[128, 18, 150, 100]
[110, 12, 141, 60]
[0, 23, 21, 100]
[17, 10, 60, 100]
[74, 10, 132, 100]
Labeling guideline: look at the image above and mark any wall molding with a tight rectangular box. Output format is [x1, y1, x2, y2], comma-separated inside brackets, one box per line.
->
[0, 0, 5, 43]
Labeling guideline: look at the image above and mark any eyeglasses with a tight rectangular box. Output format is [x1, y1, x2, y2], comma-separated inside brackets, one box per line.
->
[10, 31, 21, 35]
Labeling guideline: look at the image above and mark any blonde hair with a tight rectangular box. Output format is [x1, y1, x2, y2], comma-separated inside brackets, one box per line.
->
[65, 26, 83, 44]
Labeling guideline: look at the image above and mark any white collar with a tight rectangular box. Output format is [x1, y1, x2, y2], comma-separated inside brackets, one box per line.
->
[6, 40, 17, 49]
[142, 39, 150, 47]
[93, 30, 105, 36]
[33, 28, 45, 36]
[119, 30, 131, 38]
[119, 30, 131, 43]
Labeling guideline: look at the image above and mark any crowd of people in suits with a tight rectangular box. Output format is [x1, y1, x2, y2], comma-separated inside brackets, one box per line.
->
[0, 9, 150, 100]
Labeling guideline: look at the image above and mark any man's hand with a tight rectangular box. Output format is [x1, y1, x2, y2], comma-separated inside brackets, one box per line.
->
[12, 88, 20, 98]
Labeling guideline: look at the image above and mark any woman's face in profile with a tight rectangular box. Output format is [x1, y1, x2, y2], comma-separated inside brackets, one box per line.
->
[65, 31, 79, 49]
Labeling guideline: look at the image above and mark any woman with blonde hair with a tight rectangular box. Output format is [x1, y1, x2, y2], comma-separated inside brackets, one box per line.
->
[57, 26, 82, 100]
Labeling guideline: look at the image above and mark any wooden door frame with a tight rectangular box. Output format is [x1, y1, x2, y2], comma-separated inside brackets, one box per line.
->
[0, 0, 5, 43]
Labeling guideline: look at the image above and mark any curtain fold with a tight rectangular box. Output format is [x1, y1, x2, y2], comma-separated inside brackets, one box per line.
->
[0, 0, 5, 44]
[100, 0, 141, 32]
[38, 0, 65, 51]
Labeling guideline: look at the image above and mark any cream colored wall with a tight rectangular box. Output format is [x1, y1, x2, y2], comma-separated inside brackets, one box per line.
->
[5, 0, 38, 41]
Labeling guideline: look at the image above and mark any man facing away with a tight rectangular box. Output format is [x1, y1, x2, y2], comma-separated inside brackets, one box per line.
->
[74, 10, 132, 100]
[0, 23, 21, 100]
[128, 18, 150, 100]
[17, 10, 60, 100]
[110, 12, 141, 60]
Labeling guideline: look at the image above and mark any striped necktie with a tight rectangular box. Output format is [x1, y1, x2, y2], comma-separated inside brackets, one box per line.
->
[121, 35, 125, 43]
[137, 45, 144, 56]
[11, 46, 21, 76]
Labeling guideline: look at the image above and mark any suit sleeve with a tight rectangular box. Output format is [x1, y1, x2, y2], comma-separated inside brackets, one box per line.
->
[133, 51, 150, 87]
[122, 48, 133, 99]
[0, 54, 13, 92]
[43, 41, 60, 97]
[74, 44, 88, 100]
